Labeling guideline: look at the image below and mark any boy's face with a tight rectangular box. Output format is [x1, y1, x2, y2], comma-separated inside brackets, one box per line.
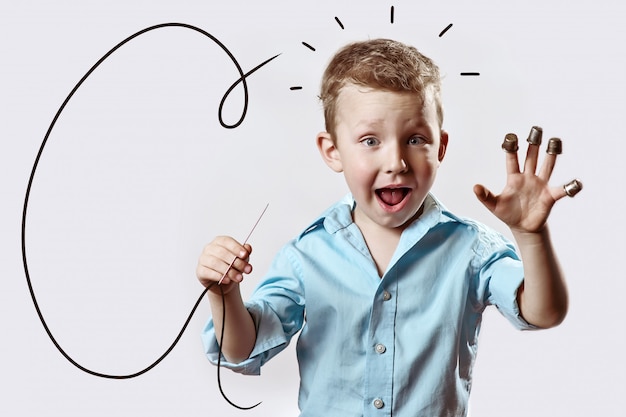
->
[317, 84, 448, 232]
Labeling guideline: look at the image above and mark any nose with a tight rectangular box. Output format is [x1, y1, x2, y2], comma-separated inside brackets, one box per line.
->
[385, 146, 408, 174]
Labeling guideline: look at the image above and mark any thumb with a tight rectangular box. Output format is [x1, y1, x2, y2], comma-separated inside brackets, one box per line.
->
[473, 184, 497, 212]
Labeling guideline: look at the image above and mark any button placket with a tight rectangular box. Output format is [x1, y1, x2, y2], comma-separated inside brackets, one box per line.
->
[364, 284, 396, 416]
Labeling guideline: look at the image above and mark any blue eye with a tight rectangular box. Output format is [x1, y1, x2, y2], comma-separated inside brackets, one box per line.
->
[408, 136, 427, 145]
[361, 137, 380, 147]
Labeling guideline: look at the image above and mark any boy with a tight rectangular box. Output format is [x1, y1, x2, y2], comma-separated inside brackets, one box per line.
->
[196, 39, 579, 416]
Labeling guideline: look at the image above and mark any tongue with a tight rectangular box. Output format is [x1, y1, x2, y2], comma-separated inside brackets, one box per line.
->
[379, 188, 407, 206]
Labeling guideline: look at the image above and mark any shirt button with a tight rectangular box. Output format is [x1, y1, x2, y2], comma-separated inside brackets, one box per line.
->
[373, 398, 384, 409]
[375, 343, 386, 354]
[382, 291, 392, 301]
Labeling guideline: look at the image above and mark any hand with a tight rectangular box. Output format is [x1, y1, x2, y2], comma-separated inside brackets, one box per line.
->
[196, 236, 253, 295]
[473, 127, 581, 233]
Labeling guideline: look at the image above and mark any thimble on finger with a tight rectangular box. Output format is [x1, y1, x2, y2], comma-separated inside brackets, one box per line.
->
[563, 179, 583, 197]
[502, 133, 519, 153]
[527, 126, 543, 145]
[547, 137, 563, 155]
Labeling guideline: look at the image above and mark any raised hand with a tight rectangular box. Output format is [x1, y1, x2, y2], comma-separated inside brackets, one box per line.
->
[473, 126, 582, 234]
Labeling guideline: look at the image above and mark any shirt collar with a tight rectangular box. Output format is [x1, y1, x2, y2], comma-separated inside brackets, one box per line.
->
[299, 193, 460, 240]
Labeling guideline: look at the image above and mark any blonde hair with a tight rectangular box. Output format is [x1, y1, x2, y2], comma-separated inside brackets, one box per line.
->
[319, 39, 443, 136]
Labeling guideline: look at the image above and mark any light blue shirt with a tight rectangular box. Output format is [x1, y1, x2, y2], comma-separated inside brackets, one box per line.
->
[202, 194, 535, 416]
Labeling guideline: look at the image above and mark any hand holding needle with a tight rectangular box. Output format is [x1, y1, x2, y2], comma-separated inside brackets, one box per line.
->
[217, 203, 269, 285]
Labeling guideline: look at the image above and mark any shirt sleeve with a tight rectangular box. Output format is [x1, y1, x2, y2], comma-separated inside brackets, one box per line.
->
[200, 244, 306, 375]
[483, 256, 538, 330]
[473, 227, 539, 331]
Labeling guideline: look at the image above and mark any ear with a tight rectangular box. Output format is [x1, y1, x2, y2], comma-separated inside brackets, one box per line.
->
[438, 129, 449, 163]
[316, 131, 343, 172]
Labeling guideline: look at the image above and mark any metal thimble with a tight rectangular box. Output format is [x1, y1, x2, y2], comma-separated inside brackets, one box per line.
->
[527, 126, 543, 145]
[502, 133, 519, 153]
[564, 179, 583, 197]
[546, 137, 563, 155]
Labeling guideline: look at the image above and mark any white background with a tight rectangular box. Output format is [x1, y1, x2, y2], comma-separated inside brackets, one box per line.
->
[1, 1, 624, 416]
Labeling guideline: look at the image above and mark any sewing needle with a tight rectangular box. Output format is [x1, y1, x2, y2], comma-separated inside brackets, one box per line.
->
[217, 203, 269, 285]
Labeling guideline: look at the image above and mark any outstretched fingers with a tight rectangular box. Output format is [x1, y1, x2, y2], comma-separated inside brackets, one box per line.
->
[502, 128, 584, 206]
[477, 126, 583, 231]
[504, 128, 570, 185]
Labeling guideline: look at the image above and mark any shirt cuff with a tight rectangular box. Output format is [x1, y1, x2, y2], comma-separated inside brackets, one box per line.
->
[200, 301, 291, 375]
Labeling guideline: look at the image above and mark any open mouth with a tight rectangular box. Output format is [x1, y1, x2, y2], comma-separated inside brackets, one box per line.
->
[376, 187, 411, 207]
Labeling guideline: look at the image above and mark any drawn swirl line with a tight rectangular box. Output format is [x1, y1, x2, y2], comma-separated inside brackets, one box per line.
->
[21, 21, 278, 388]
